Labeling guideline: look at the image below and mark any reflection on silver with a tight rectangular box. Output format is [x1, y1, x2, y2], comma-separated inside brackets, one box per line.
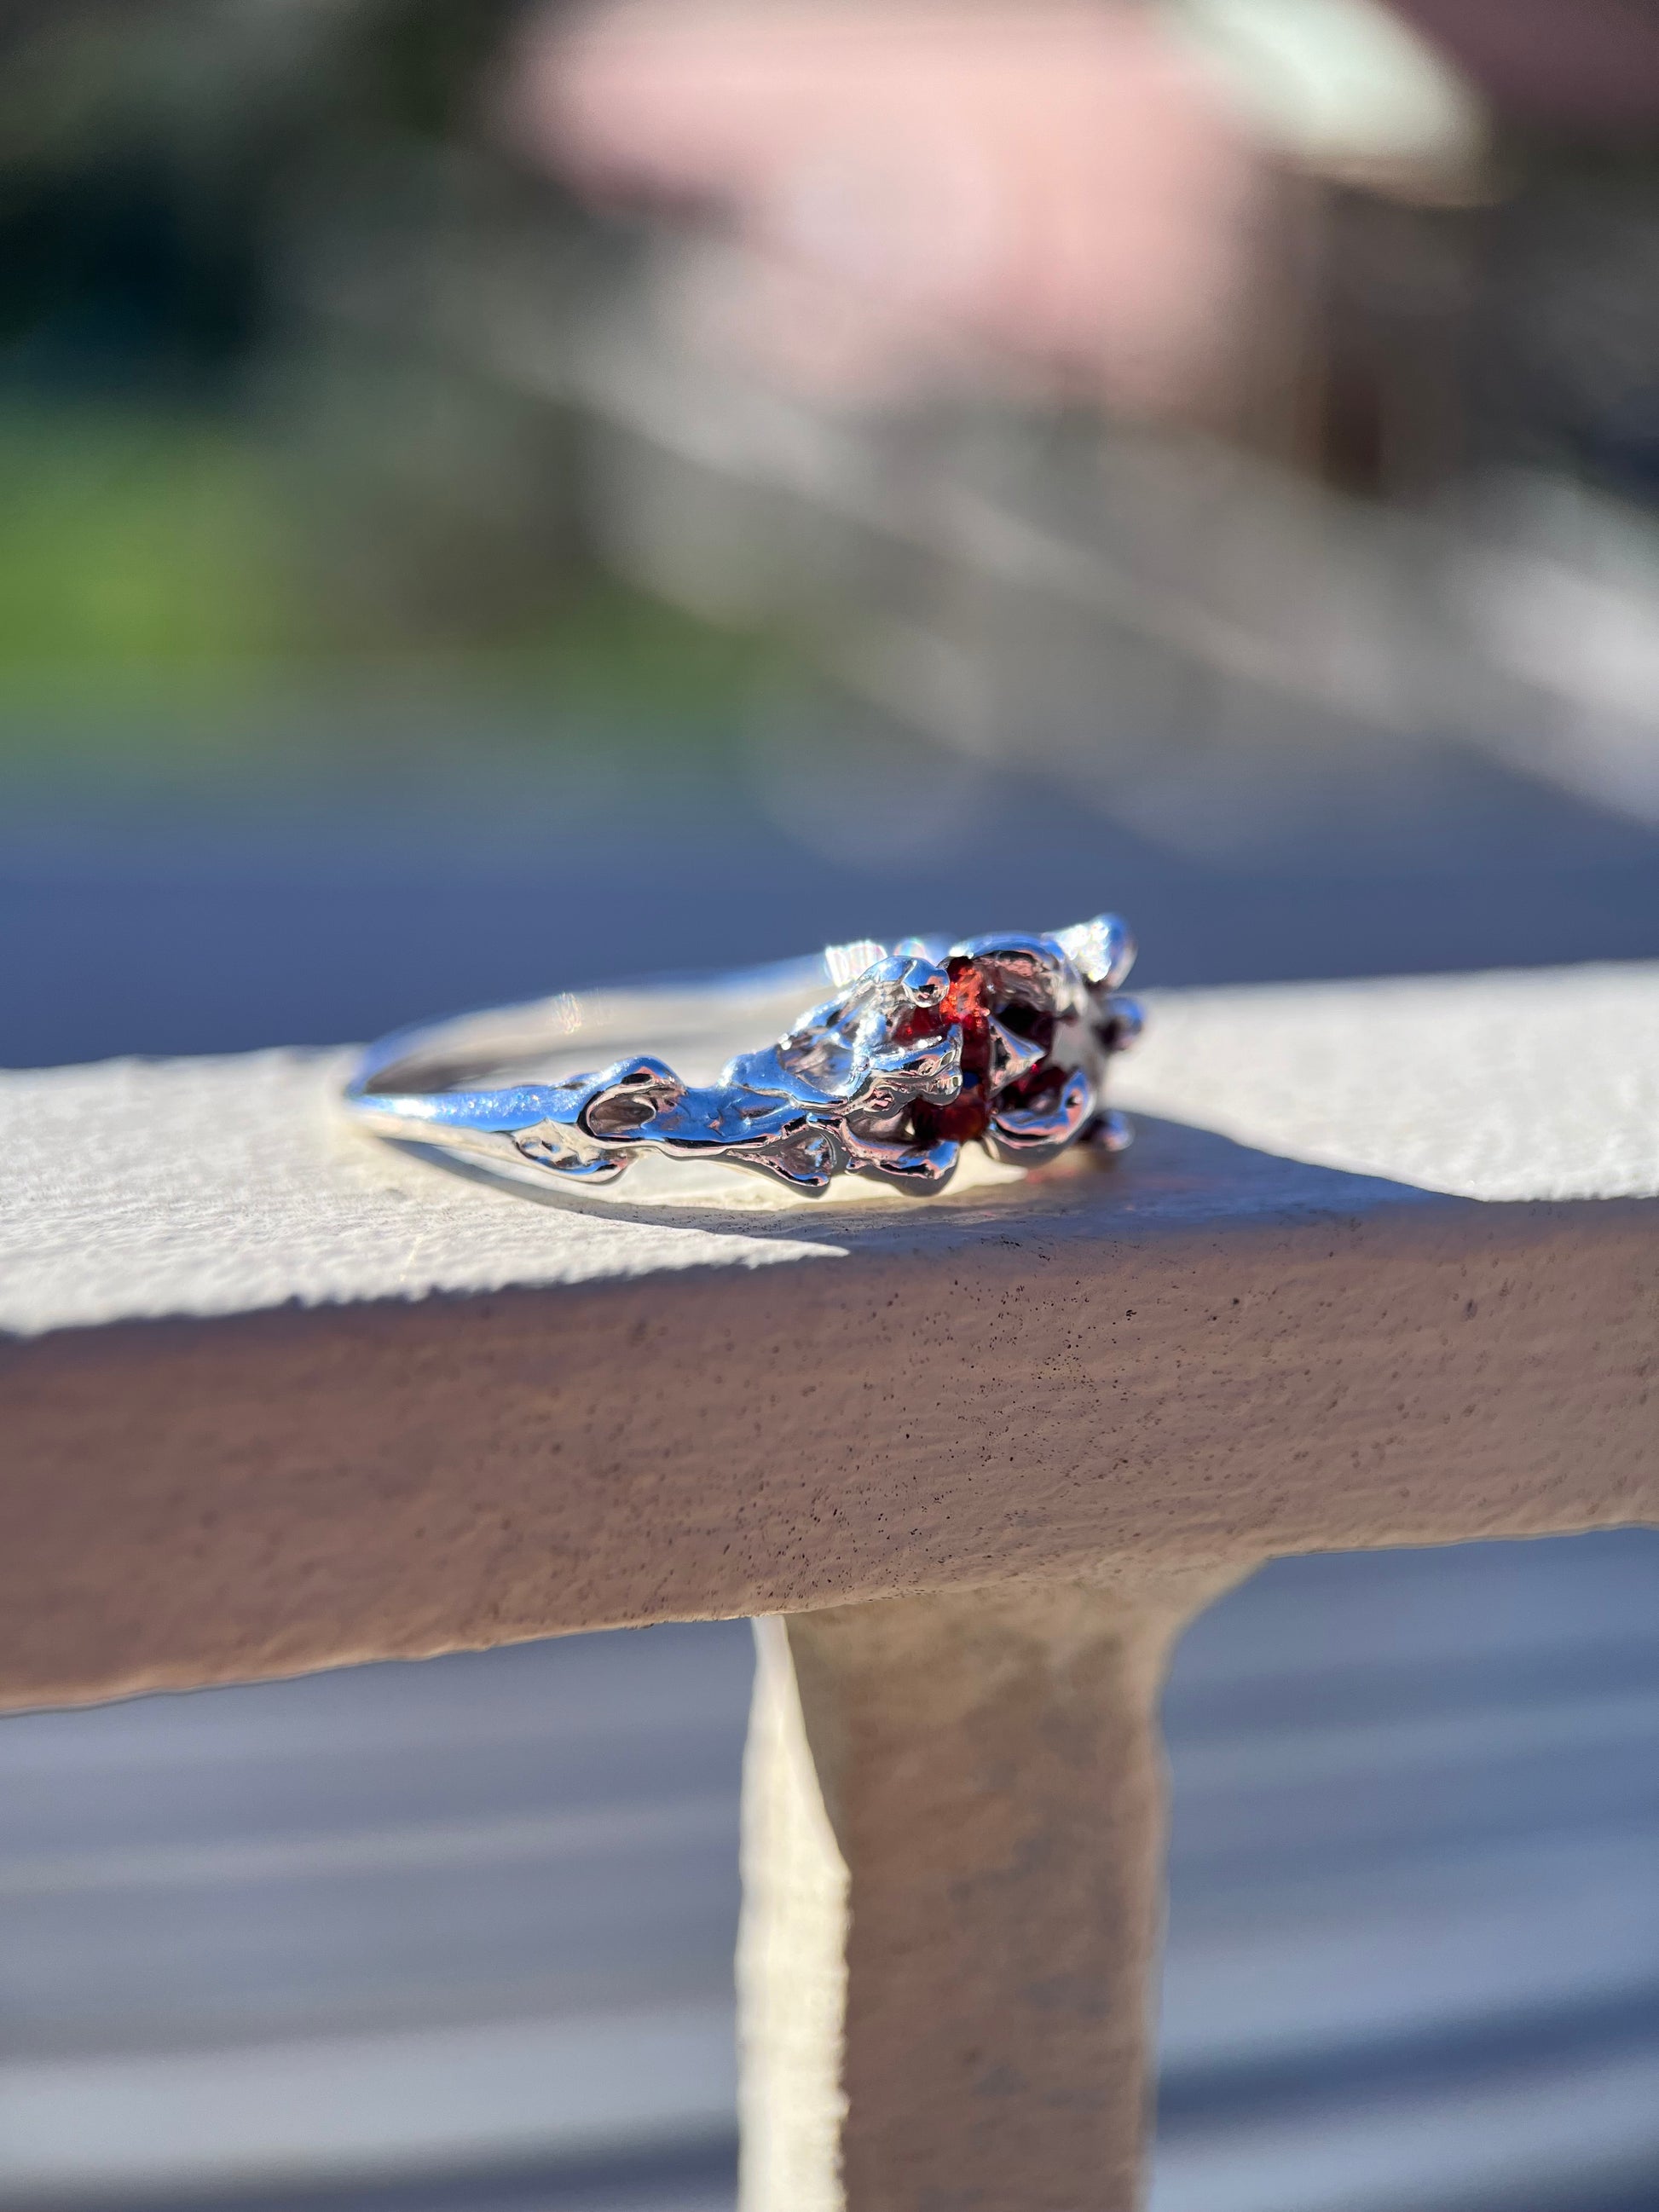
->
[344, 915, 1141, 1198]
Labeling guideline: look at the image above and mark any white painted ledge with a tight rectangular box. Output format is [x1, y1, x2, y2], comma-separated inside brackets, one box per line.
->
[1122, 962, 1659, 1204]
[1, 963, 1655, 1709]
[5, 962, 1656, 1339]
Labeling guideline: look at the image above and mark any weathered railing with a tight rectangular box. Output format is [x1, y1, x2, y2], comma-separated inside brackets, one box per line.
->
[3, 962, 1656, 2210]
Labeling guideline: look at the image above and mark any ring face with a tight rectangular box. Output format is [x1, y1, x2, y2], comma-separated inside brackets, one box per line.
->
[350, 914, 1142, 1199]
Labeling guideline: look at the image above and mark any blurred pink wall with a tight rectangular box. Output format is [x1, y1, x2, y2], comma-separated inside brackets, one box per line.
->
[512, 1, 1267, 411]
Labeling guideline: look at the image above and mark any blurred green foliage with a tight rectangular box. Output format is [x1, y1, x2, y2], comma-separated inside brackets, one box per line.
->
[0, 406, 786, 759]
[0, 2, 806, 773]
[0, 412, 300, 681]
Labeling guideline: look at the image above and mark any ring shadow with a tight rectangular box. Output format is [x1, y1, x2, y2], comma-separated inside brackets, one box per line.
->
[382, 1109, 1460, 1253]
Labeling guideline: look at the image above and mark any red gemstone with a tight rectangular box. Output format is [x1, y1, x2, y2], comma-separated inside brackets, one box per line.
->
[941, 962, 991, 1071]
[916, 1086, 991, 1143]
[910, 962, 994, 1143]
[889, 1003, 942, 1048]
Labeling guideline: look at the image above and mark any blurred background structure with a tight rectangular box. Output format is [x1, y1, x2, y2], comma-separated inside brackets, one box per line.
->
[3, 0, 1659, 2206]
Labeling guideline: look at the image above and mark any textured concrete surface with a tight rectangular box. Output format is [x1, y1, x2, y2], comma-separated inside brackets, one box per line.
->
[4, 962, 1656, 1338]
[1119, 962, 1659, 1203]
[2, 965, 1656, 1712]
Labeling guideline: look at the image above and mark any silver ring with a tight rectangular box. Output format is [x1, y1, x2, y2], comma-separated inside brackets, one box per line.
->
[343, 915, 1142, 1199]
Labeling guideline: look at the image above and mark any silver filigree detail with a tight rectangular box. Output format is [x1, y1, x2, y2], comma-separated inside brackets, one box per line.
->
[348, 914, 1141, 1198]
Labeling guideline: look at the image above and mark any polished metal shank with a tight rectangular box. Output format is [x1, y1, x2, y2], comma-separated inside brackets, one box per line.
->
[344, 915, 1141, 1197]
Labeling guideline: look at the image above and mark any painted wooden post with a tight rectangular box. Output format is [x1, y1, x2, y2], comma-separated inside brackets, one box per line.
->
[739, 1574, 1237, 2212]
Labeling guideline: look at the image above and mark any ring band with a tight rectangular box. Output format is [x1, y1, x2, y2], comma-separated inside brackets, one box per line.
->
[344, 915, 1142, 1198]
